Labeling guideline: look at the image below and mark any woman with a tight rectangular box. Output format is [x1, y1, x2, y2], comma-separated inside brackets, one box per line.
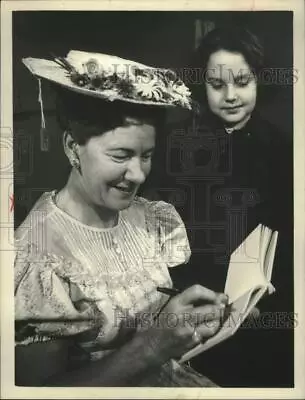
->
[14, 50, 227, 387]
[172, 26, 293, 385]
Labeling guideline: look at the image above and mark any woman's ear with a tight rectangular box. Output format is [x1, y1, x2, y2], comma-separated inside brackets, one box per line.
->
[63, 131, 81, 172]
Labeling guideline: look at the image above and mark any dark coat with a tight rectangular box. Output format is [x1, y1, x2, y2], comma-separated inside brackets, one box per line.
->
[142, 110, 294, 386]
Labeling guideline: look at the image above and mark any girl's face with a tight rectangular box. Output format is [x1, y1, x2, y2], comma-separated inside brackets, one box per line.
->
[205, 49, 257, 129]
[77, 122, 155, 211]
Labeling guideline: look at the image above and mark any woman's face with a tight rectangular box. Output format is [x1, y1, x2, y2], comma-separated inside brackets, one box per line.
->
[205, 49, 257, 128]
[77, 122, 156, 211]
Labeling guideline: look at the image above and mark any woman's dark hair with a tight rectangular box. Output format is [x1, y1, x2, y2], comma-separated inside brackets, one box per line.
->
[190, 26, 264, 106]
[56, 86, 167, 145]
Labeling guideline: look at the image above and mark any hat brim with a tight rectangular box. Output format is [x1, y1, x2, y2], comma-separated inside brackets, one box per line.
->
[23, 57, 183, 109]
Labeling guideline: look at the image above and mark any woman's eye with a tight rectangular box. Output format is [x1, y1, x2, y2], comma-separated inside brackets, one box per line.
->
[111, 155, 129, 162]
[141, 153, 153, 161]
[110, 152, 153, 163]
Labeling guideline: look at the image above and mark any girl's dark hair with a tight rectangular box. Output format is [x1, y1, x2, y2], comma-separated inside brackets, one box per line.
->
[195, 26, 264, 73]
[55, 86, 166, 145]
[190, 26, 264, 106]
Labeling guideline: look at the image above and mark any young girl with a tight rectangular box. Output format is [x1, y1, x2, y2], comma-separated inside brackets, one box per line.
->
[186, 26, 293, 385]
[192, 25, 292, 269]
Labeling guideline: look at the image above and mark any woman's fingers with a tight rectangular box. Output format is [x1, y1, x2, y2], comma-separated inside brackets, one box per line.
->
[176, 284, 224, 306]
[182, 317, 221, 351]
[190, 303, 226, 325]
[215, 293, 229, 305]
[196, 318, 221, 339]
[152, 285, 229, 359]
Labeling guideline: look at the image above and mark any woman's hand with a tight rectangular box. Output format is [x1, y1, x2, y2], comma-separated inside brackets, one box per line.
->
[248, 306, 260, 319]
[142, 284, 228, 363]
[41, 285, 228, 387]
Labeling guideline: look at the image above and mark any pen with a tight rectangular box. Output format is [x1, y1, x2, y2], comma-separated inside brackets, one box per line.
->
[157, 286, 181, 296]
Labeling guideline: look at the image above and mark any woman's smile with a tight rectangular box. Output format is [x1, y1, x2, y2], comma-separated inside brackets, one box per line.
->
[110, 183, 137, 196]
[77, 123, 156, 212]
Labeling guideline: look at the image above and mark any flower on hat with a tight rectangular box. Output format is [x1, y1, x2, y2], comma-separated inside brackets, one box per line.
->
[134, 80, 164, 101]
[61, 51, 192, 109]
[170, 81, 192, 108]
[23, 50, 193, 110]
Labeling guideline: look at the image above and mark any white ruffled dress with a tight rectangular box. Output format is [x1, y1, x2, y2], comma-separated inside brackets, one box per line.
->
[14, 191, 216, 387]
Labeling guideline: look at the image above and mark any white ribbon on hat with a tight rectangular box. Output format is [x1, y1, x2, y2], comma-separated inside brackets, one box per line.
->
[38, 79, 46, 129]
[38, 78, 49, 151]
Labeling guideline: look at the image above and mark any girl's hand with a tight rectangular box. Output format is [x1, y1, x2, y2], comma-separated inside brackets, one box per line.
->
[143, 284, 228, 362]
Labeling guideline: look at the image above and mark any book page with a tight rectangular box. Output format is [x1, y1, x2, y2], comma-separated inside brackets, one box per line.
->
[264, 231, 279, 282]
[224, 224, 268, 303]
[179, 225, 278, 364]
[260, 226, 272, 274]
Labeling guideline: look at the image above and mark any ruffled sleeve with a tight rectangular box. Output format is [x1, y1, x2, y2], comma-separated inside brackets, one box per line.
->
[144, 199, 191, 268]
[14, 246, 119, 346]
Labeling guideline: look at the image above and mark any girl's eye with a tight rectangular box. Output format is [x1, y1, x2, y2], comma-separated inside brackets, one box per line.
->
[235, 74, 254, 87]
[236, 80, 249, 87]
[210, 82, 224, 90]
[213, 84, 224, 90]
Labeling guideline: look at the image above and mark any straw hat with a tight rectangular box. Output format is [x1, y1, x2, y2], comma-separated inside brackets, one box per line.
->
[23, 50, 193, 110]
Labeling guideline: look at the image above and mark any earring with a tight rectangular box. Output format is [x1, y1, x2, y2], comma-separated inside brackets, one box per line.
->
[70, 156, 80, 171]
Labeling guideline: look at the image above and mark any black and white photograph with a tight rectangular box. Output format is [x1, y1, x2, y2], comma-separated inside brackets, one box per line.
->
[1, 1, 305, 397]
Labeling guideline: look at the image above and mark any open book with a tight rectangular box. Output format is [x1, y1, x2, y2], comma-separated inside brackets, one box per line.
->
[179, 224, 278, 364]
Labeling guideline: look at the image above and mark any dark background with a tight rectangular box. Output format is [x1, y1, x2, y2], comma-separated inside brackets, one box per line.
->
[13, 11, 294, 387]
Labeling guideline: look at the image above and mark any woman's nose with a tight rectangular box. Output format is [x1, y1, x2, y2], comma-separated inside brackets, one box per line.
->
[125, 158, 146, 184]
[224, 84, 237, 102]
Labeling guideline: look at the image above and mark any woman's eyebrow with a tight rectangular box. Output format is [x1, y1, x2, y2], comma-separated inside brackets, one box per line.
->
[106, 147, 133, 153]
[142, 147, 155, 154]
[107, 146, 155, 153]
